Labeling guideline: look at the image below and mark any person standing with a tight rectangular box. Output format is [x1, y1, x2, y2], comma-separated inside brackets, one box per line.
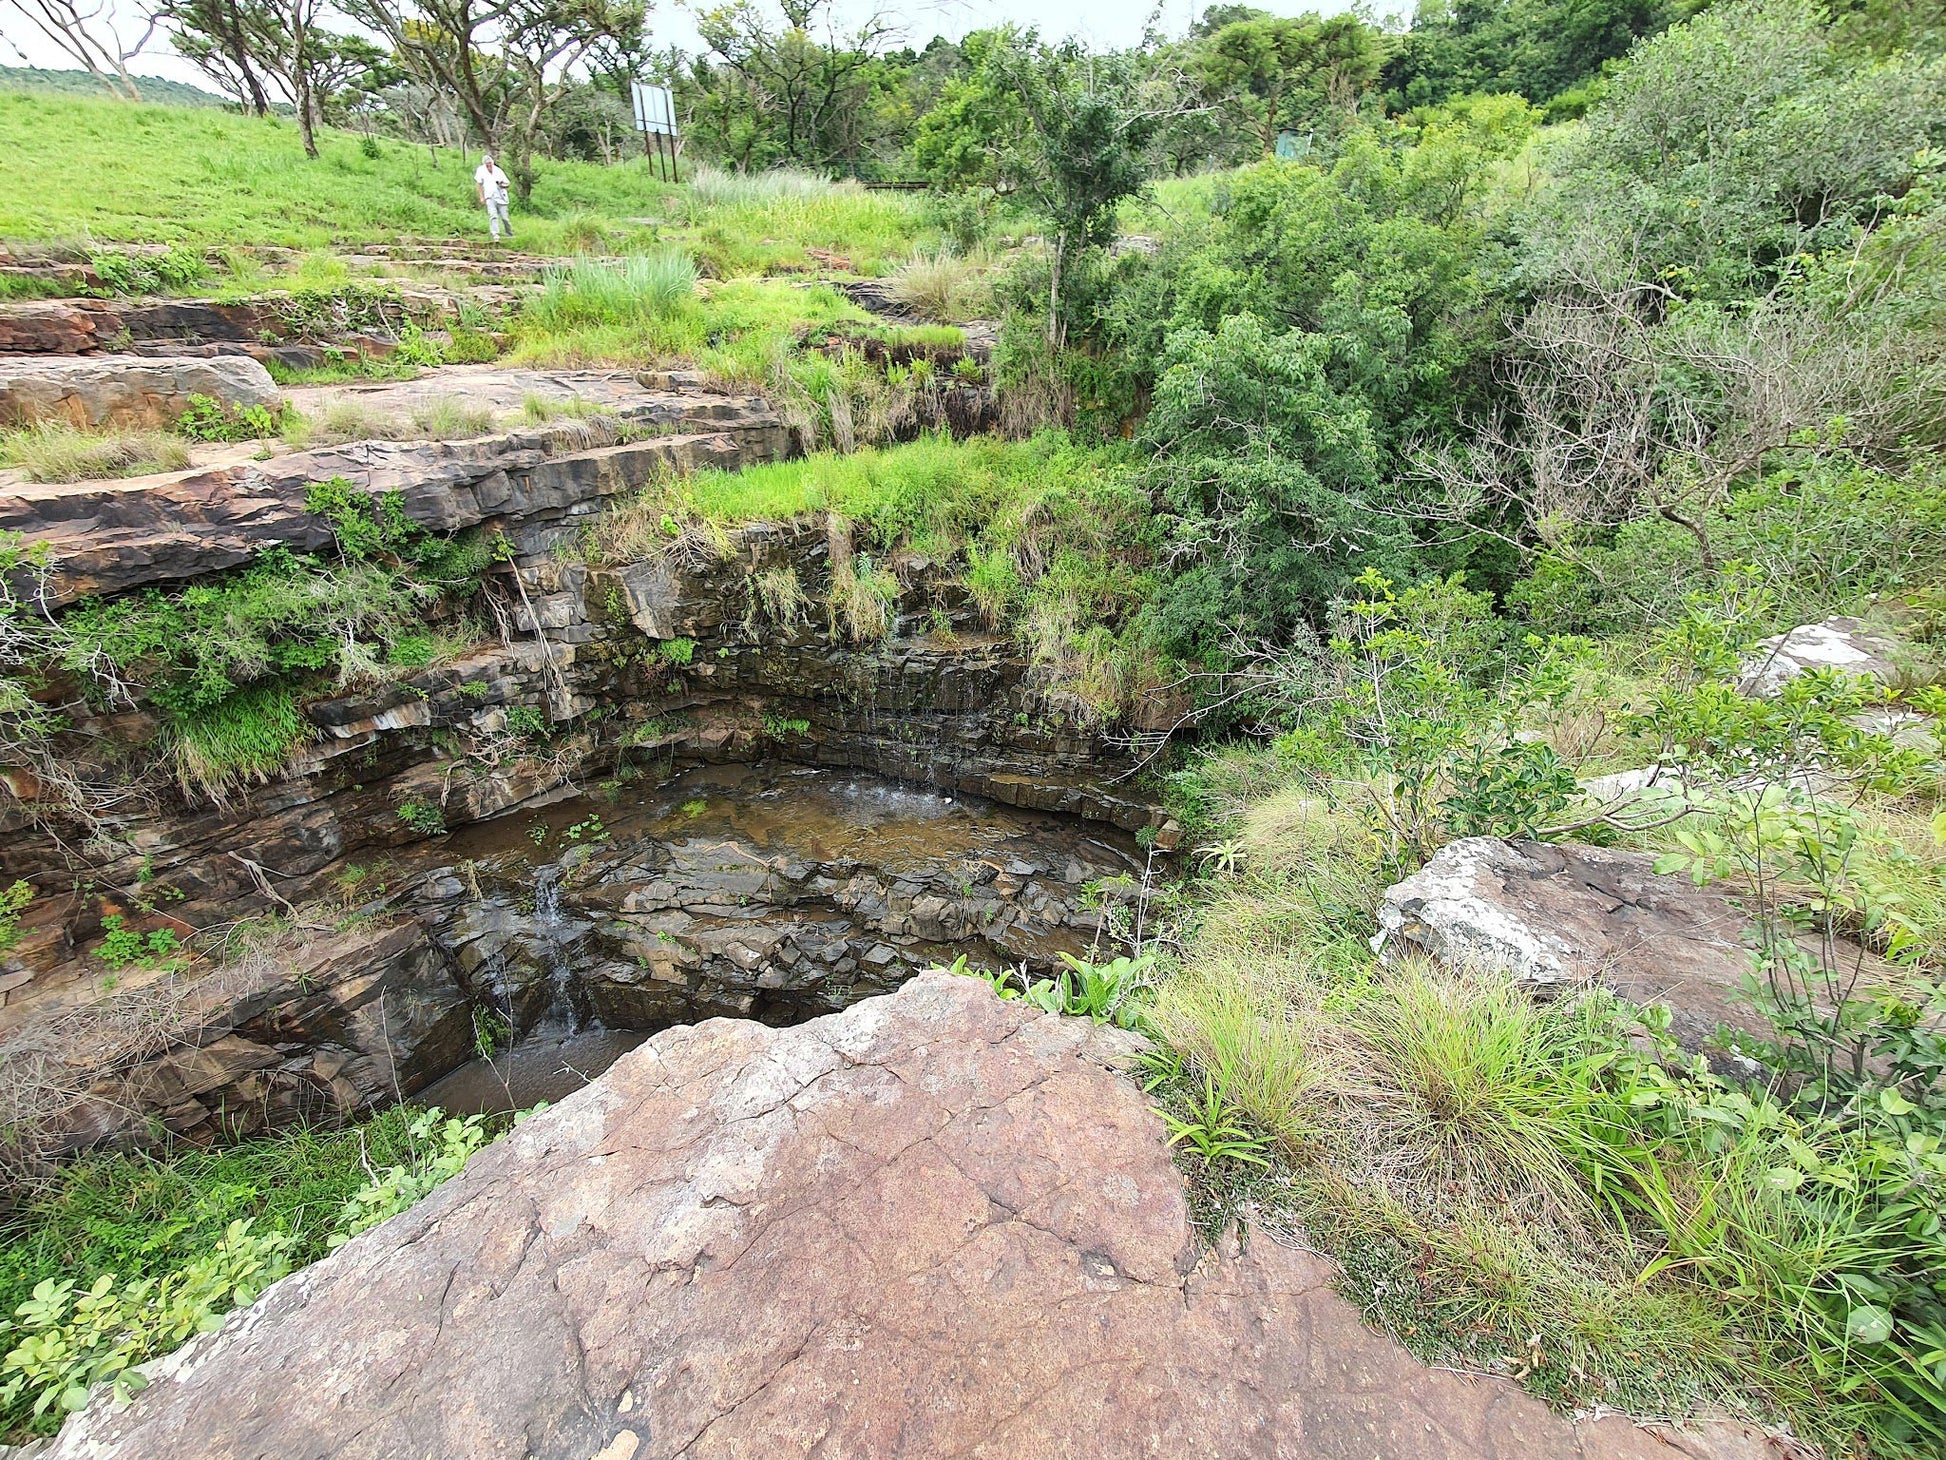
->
[475, 153, 513, 243]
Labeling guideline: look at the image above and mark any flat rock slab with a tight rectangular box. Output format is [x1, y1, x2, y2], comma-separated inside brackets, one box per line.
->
[281, 364, 717, 425]
[49, 973, 1781, 1460]
[0, 353, 279, 429]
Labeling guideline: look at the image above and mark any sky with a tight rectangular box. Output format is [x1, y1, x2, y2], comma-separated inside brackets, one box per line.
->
[2, 0, 1398, 94]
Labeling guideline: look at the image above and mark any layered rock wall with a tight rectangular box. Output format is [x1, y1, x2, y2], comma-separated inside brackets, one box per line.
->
[0, 395, 1159, 1163]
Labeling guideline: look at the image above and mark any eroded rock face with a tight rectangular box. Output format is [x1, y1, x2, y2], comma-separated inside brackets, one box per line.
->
[1738, 618, 1901, 697]
[0, 354, 281, 429]
[1374, 837, 1777, 1050]
[0, 405, 785, 607]
[45, 974, 1781, 1460]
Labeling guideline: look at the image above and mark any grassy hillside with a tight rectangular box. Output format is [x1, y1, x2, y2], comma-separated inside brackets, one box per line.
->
[0, 91, 941, 264]
[0, 92, 683, 249]
[0, 66, 226, 108]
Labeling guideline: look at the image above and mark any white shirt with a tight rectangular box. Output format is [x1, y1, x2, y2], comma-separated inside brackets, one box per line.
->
[475, 161, 510, 203]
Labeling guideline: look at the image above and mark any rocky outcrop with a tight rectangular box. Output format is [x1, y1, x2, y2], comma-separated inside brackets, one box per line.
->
[1738, 618, 1902, 696]
[18, 921, 475, 1159]
[1374, 837, 1781, 1050]
[0, 401, 787, 607]
[45, 973, 1782, 1460]
[0, 354, 281, 429]
[0, 297, 292, 355]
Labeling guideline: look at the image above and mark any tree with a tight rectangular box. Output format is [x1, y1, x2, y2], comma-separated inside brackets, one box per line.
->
[1384, 0, 1689, 111]
[1140, 312, 1399, 652]
[684, 0, 893, 172]
[1190, 12, 1387, 154]
[2, 0, 158, 100]
[162, 0, 344, 155]
[343, 0, 649, 200]
[915, 29, 1180, 346]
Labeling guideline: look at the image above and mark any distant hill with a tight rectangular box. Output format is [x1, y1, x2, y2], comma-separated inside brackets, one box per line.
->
[0, 65, 227, 109]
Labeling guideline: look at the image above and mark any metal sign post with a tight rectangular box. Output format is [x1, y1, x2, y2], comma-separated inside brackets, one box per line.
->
[631, 82, 680, 183]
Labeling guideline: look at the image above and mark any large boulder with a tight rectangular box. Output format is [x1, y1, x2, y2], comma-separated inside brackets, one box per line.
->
[1738, 618, 1901, 697]
[48, 973, 1780, 1460]
[1374, 837, 1777, 1050]
[0, 354, 281, 430]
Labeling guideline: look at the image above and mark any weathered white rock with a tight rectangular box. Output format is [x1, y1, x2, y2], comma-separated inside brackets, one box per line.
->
[1738, 618, 1900, 697]
[43, 973, 1785, 1460]
[0, 353, 281, 430]
[1374, 837, 1788, 1049]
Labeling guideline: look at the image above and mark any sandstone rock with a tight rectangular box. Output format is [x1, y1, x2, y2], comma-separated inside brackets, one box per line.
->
[0, 298, 120, 353]
[0, 426, 764, 607]
[47, 974, 1779, 1460]
[0, 354, 280, 430]
[1738, 618, 1901, 697]
[1374, 837, 1780, 1050]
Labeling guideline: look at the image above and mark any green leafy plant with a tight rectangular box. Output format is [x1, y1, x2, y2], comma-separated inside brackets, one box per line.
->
[174, 394, 279, 444]
[0, 1220, 290, 1425]
[395, 797, 446, 837]
[470, 1006, 511, 1059]
[328, 1109, 488, 1246]
[92, 915, 183, 973]
[1156, 1073, 1271, 1169]
[0, 882, 31, 956]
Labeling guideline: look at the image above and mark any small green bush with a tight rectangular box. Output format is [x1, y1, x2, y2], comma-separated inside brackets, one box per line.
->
[0, 1220, 290, 1426]
[0, 882, 32, 955]
[174, 394, 279, 444]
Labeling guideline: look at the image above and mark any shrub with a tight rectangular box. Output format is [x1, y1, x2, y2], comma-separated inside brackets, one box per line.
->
[0, 881, 33, 955]
[0, 1220, 290, 1427]
[174, 394, 279, 443]
[327, 1108, 488, 1246]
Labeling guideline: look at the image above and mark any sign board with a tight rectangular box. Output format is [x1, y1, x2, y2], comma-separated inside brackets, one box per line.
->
[632, 82, 677, 137]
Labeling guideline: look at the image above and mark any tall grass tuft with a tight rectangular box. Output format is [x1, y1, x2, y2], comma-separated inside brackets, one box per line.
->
[685, 164, 844, 210]
[524, 251, 698, 333]
[0, 422, 191, 483]
[886, 250, 995, 322]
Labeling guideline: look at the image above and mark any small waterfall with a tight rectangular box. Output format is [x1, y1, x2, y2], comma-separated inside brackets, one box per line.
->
[531, 863, 587, 1034]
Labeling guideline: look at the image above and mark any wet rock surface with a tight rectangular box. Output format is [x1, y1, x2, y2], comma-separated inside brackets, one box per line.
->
[7, 766, 1141, 1156]
[44, 973, 1784, 1460]
[0, 353, 281, 429]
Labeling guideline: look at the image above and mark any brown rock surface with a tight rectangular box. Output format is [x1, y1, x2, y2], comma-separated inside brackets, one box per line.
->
[1375, 838, 1899, 1052]
[48, 974, 1782, 1460]
[0, 354, 281, 429]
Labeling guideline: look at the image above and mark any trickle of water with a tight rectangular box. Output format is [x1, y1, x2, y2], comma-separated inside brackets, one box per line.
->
[531, 864, 583, 1035]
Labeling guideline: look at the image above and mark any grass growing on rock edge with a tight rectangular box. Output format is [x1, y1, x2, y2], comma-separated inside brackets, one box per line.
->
[1145, 603, 1946, 1458]
[585, 432, 1168, 719]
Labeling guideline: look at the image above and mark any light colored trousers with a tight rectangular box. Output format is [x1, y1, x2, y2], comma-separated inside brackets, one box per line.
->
[485, 198, 511, 239]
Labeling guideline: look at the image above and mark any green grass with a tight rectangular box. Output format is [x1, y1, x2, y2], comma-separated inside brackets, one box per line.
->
[0, 1110, 422, 1329]
[586, 432, 1167, 719]
[0, 92, 938, 262]
[0, 422, 191, 483]
[507, 271, 871, 379]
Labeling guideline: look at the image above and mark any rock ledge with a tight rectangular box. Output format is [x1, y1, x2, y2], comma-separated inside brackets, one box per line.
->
[49, 974, 1780, 1459]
